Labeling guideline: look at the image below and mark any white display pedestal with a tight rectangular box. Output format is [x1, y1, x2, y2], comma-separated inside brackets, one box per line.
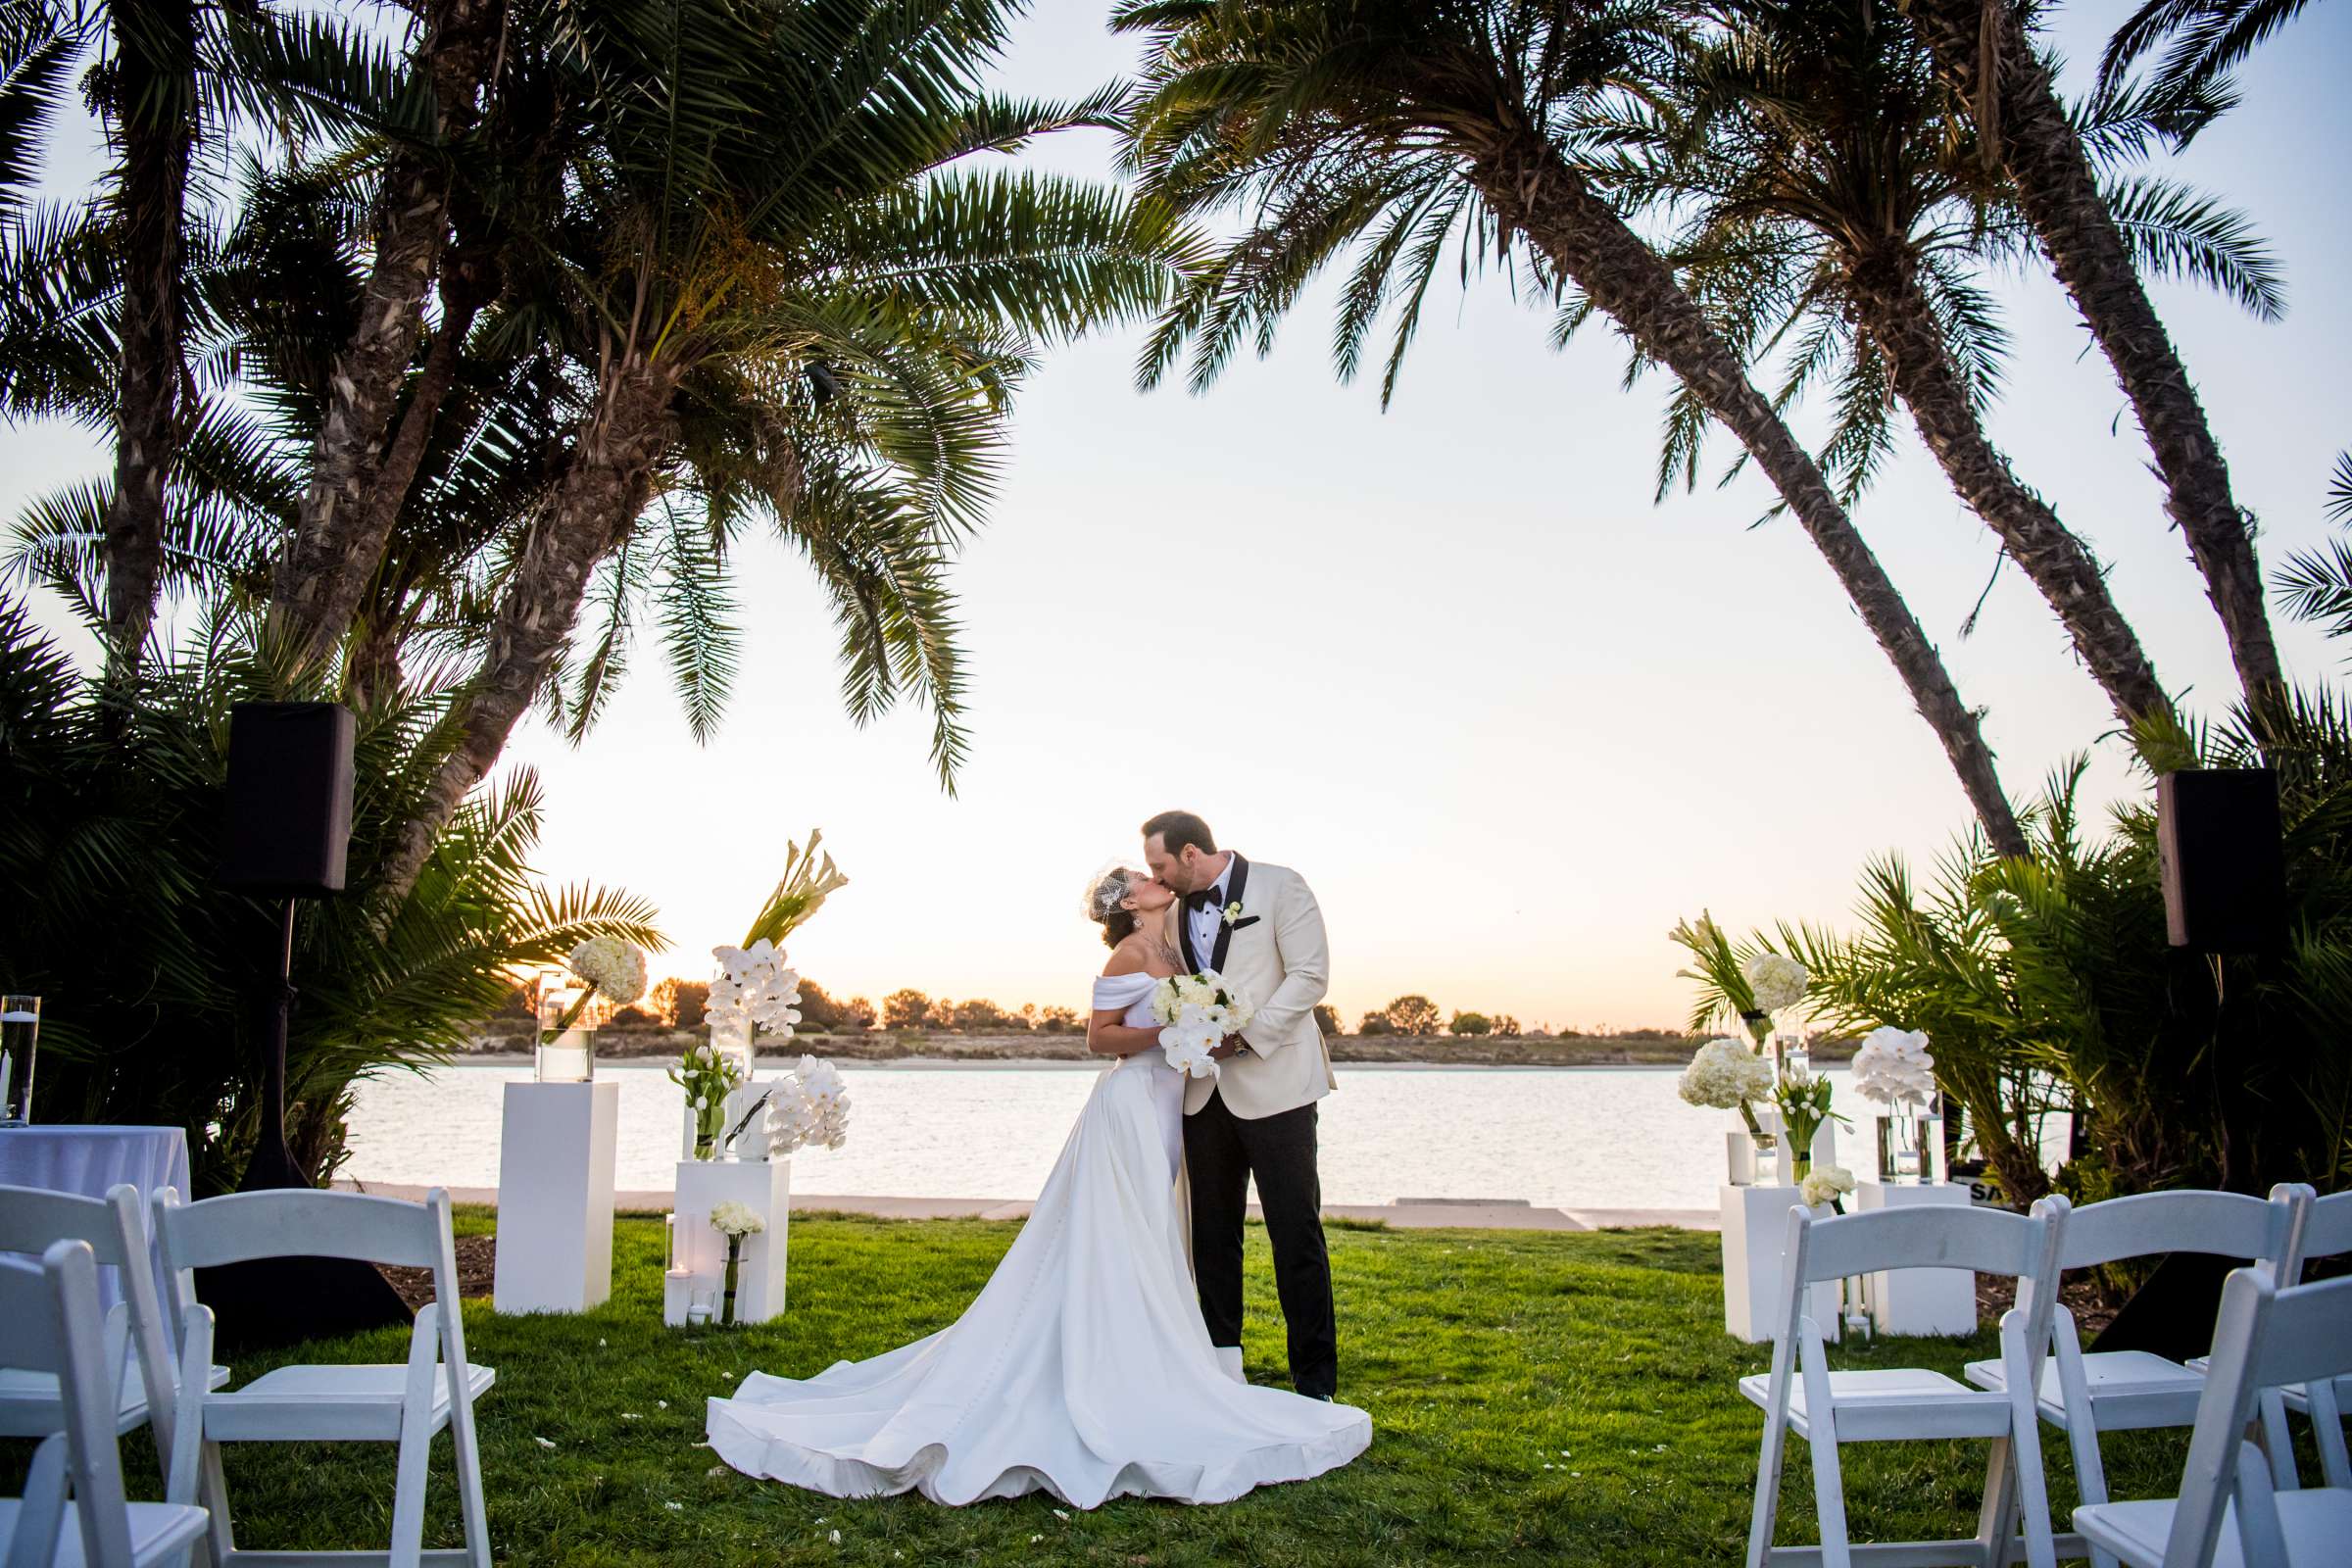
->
[1720, 1184, 1841, 1344]
[493, 1080, 618, 1314]
[669, 1158, 792, 1326]
[1856, 1180, 1977, 1337]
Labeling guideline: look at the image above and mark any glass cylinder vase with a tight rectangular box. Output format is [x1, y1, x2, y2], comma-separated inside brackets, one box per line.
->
[534, 971, 593, 1082]
[1, 994, 38, 1126]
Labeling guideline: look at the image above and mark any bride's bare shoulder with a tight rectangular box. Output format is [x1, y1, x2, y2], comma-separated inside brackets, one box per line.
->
[1102, 933, 1176, 980]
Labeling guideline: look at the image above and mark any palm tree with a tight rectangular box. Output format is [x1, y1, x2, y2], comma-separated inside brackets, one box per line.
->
[1117, 0, 2028, 855]
[2100, 0, 2327, 124]
[1651, 2, 2280, 730]
[364, 0, 1193, 902]
[1899, 0, 2281, 712]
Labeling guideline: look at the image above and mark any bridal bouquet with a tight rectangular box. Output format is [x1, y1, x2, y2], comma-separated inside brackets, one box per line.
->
[1151, 971, 1254, 1079]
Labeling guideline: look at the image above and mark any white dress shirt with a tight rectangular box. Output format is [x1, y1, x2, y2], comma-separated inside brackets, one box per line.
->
[1185, 853, 1236, 973]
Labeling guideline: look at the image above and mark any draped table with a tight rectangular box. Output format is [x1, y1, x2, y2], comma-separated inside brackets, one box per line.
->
[0, 1123, 190, 1310]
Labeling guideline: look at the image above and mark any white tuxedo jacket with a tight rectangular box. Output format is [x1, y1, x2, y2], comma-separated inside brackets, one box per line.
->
[1163, 856, 1335, 1119]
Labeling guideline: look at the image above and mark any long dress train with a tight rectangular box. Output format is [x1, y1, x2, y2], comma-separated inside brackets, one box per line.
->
[704, 972, 1371, 1507]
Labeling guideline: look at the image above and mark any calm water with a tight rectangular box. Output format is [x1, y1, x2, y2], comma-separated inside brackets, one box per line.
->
[342, 1060, 1868, 1212]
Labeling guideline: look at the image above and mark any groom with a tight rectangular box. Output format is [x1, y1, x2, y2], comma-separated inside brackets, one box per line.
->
[1141, 810, 1339, 1400]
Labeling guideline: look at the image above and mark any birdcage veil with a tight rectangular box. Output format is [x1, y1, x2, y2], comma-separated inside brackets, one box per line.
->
[1080, 862, 1139, 925]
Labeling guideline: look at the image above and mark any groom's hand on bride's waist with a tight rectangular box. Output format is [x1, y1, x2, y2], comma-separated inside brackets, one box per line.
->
[1210, 1035, 1250, 1060]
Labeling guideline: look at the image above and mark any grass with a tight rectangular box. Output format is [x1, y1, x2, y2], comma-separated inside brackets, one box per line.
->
[15, 1209, 2207, 1565]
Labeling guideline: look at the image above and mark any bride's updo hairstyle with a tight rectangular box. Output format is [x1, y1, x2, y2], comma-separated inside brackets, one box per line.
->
[1083, 865, 1140, 950]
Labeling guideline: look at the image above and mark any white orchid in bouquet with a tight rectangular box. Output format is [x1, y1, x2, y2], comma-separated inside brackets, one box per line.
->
[709, 939, 802, 1038]
[1678, 1036, 1778, 1144]
[1151, 971, 1254, 1079]
[1850, 1026, 1937, 1107]
[538, 936, 651, 1046]
[765, 1054, 853, 1154]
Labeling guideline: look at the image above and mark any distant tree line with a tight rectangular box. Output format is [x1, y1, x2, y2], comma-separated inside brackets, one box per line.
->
[490, 981, 1694, 1040]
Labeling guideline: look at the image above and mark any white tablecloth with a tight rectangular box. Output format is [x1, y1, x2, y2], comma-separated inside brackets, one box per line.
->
[0, 1124, 191, 1311]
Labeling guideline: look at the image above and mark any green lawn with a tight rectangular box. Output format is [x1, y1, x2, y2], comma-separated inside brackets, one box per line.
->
[22, 1210, 2206, 1565]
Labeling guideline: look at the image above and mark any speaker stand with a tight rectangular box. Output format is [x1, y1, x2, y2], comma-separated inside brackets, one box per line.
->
[205, 897, 412, 1353]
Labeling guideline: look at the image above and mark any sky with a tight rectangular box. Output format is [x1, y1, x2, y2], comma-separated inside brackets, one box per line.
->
[10, 1, 2351, 1031]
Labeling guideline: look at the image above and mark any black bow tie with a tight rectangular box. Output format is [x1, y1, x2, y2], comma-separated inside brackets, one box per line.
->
[1186, 889, 1225, 912]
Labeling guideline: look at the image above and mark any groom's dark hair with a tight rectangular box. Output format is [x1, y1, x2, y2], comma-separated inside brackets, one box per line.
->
[1142, 810, 1216, 856]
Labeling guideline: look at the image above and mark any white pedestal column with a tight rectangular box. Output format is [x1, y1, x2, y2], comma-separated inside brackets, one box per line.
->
[1855, 1180, 1977, 1336]
[1720, 1183, 1841, 1344]
[493, 1080, 618, 1314]
[672, 1158, 792, 1326]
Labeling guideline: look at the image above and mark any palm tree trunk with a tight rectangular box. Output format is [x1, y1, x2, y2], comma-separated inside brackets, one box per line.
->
[374, 360, 682, 906]
[1849, 256, 2173, 727]
[99, 0, 195, 677]
[1901, 0, 2281, 710]
[269, 0, 504, 670]
[1470, 129, 2029, 858]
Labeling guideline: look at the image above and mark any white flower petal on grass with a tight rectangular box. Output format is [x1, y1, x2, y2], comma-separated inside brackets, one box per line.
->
[665, 1501, 684, 1512]
[534, 1436, 557, 1449]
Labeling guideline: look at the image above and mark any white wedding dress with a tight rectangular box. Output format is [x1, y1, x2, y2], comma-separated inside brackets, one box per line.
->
[704, 971, 1372, 1507]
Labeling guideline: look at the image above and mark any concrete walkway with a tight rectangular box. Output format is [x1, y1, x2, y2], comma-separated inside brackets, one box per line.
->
[333, 1180, 1716, 1232]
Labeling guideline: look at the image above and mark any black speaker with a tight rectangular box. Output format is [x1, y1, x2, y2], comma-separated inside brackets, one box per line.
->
[2156, 768, 2285, 954]
[222, 703, 355, 896]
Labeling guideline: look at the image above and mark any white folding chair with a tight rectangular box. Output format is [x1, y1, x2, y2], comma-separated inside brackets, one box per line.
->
[151, 1187, 493, 1568]
[2074, 1269, 2352, 1567]
[2233, 1187, 2352, 1492]
[0, 1183, 229, 1485]
[0, 1239, 211, 1568]
[1741, 1196, 2070, 1568]
[1962, 1187, 2307, 1568]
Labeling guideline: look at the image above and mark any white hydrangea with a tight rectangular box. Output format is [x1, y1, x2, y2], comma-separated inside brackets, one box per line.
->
[569, 937, 648, 1006]
[708, 939, 803, 1037]
[1799, 1163, 1857, 1209]
[1677, 1037, 1775, 1110]
[1851, 1026, 1937, 1106]
[1744, 952, 1808, 1014]
[709, 1200, 765, 1238]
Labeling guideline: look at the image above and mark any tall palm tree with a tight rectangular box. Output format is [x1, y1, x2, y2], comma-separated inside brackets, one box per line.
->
[367, 0, 1194, 902]
[1899, 0, 2281, 712]
[1118, 0, 2029, 856]
[1650, 2, 2281, 729]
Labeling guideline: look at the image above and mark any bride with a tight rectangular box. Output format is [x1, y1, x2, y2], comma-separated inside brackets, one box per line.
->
[705, 865, 1372, 1508]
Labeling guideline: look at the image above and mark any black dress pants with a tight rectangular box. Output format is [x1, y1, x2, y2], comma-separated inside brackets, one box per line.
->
[1183, 1088, 1338, 1398]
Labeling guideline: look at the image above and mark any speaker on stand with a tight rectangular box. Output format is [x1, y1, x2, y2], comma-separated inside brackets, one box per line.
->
[206, 703, 410, 1351]
[2090, 767, 2285, 1362]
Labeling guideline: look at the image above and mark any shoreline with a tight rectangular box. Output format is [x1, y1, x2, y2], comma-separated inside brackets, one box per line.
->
[456, 1030, 1857, 1070]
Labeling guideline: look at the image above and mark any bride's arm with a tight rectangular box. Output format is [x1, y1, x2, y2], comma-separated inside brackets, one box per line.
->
[1087, 1011, 1161, 1057]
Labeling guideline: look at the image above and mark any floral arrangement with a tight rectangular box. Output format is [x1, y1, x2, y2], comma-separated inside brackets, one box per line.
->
[1851, 1026, 1936, 1106]
[539, 936, 650, 1045]
[767, 1054, 852, 1153]
[709, 938, 803, 1039]
[1798, 1163, 1856, 1211]
[1668, 913, 1806, 1050]
[1773, 1062, 1850, 1180]
[671, 1040, 749, 1159]
[1151, 970, 1255, 1079]
[1744, 952, 1808, 1016]
[1677, 1036, 1777, 1143]
[710, 1200, 765, 1327]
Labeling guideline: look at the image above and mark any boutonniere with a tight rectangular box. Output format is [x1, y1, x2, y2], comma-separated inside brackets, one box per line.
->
[1221, 902, 1260, 932]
